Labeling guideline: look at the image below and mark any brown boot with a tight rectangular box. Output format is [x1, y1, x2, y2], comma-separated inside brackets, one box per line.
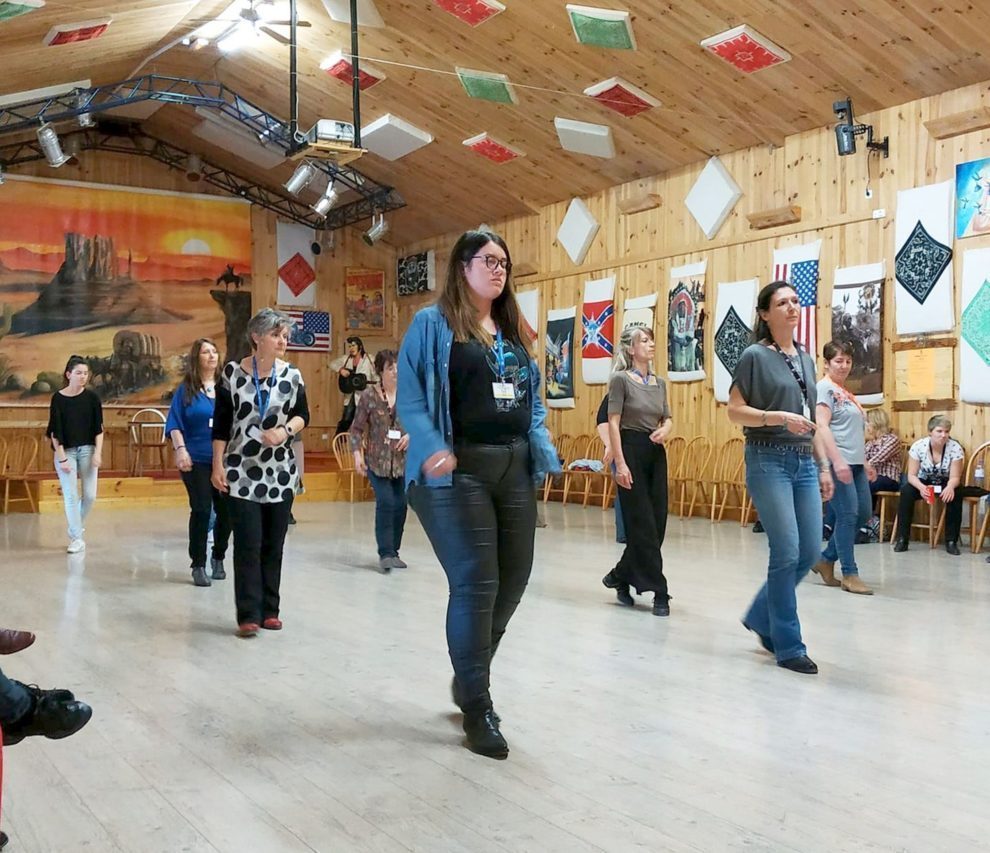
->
[812, 560, 841, 587]
[841, 574, 874, 595]
[0, 628, 36, 655]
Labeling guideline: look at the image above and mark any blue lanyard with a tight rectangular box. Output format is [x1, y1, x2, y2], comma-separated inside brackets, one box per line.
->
[252, 357, 276, 420]
[493, 328, 507, 380]
[630, 368, 651, 384]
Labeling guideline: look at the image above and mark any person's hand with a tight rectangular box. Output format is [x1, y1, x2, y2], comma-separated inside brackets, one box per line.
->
[261, 426, 288, 447]
[941, 484, 956, 503]
[354, 453, 367, 477]
[175, 448, 193, 472]
[614, 462, 633, 490]
[648, 427, 667, 445]
[57, 457, 72, 474]
[423, 449, 457, 479]
[92, 451, 102, 469]
[339, 366, 352, 377]
[819, 469, 834, 501]
[776, 411, 816, 435]
[396, 434, 410, 452]
[211, 465, 229, 493]
[602, 446, 614, 467]
[865, 462, 877, 482]
[833, 461, 853, 484]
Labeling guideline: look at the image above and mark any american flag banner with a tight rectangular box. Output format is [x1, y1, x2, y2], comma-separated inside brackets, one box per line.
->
[285, 309, 331, 352]
[773, 239, 822, 357]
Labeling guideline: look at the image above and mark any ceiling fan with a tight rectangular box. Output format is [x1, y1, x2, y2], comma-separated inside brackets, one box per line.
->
[194, 0, 313, 47]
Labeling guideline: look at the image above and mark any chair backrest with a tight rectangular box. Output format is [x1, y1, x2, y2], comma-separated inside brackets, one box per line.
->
[331, 432, 354, 471]
[713, 437, 744, 481]
[554, 433, 574, 465]
[0, 436, 7, 472]
[680, 435, 713, 480]
[4, 435, 38, 475]
[129, 408, 166, 444]
[584, 433, 606, 463]
[965, 440, 990, 485]
[665, 435, 686, 478]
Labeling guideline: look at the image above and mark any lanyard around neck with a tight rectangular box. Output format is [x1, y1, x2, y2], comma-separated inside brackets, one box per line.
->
[771, 342, 810, 407]
[492, 327, 507, 380]
[630, 368, 652, 384]
[252, 357, 276, 420]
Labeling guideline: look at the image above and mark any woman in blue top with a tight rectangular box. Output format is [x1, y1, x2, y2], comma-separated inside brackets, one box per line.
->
[398, 229, 560, 761]
[166, 338, 231, 588]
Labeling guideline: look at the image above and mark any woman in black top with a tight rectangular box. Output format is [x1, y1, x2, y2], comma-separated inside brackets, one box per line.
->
[46, 355, 104, 554]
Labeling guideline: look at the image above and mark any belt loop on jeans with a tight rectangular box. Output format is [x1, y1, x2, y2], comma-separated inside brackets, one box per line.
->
[746, 440, 814, 454]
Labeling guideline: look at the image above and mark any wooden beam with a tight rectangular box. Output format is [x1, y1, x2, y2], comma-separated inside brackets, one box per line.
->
[617, 193, 662, 215]
[891, 336, 957, 352]
[892, 398, 958, 412]
[513, 261, 539, 278]
[747, 205, 802, 230]
[924, 107, 990, 140]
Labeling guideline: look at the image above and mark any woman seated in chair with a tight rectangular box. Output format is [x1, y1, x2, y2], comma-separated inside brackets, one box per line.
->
[865, 409, 901, 497]
[893, 415, 964, 556]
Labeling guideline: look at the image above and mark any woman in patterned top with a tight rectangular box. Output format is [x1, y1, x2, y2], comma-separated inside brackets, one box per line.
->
[350, 349, 409, 573]
[893, 415, 965, 556]
[864, 409, 901, 495]
[212, 308, 310, 637]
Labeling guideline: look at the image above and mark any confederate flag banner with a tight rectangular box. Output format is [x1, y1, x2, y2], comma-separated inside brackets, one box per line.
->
[581, 276, 615, 384]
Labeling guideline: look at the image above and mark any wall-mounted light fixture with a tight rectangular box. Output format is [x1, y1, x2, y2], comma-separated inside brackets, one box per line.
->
[833, 98, 889, 158]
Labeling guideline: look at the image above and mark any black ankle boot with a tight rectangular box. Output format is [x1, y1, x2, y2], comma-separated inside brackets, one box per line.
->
[946, 540, 961, 556]
[463, 708, 508, 759]
[3, 685, 93, 745]
[451, 677, 500, 723]
[652, 594, 670, 616]
[893, 538, 908, 552]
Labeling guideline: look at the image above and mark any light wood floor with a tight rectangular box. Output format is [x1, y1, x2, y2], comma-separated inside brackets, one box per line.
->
[1, 502, 988, 852]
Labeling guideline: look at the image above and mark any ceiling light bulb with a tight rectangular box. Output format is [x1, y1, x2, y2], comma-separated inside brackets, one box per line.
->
[284, 161, 316, 195]
[37, 123, 70, 168]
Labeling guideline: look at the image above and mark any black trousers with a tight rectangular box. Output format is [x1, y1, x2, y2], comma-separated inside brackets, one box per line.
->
[227, 495, 294, 624]
[179, 462, 231, 568]
[895, 482, 964, 542]
[411, 438, 536, 715]
[614, 430, 669, 597]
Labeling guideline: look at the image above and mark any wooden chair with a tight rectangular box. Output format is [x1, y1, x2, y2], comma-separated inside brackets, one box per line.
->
[874, 442, 908, 544]
[670, 436, 712, 517]
[127, 408, 167, 476]
[663, 435, 685, 502]
[1, 435, 39, 513]
[543, 434, 575, 503]
[577, 434, 611, 507]
[709, 438, 744, 522]
[331, 432, 358, 502]
[562, 435, 600, 504]
[958, 440, 990, 553]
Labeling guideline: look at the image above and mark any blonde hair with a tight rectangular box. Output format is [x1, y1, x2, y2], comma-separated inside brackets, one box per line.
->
[865, 408, 891, 436]
[612, 324, 654, 373]
[927, 414, 952, 432]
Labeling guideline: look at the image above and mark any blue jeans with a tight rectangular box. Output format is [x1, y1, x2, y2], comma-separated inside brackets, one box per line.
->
[54, 445, 98, 540]
[367, 471, 408, 558]
[822, 464, 871, 575]
[0, 666, 31, 726]
[743, 445, 822, 663]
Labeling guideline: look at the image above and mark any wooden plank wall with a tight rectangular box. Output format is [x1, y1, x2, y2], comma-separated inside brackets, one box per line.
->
[2, 152, 399, 441]
[394, 79, 990, 455]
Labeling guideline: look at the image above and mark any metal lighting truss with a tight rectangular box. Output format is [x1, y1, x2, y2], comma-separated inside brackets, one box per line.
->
[0, 74, 404, 230]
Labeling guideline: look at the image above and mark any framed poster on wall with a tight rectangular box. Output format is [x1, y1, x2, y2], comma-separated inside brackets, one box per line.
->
[345, 267, 385, 330]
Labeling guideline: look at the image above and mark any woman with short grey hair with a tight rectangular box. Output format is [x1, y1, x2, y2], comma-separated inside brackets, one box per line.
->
[212, 307, 310, 637]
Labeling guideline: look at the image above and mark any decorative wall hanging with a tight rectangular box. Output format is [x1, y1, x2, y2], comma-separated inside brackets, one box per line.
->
[276, 221, 317, 307]
[43, 17, 111, 45]
[892, 339, 956, 412]
[456, 67, 517, 103]
[773, 238, 821, 357]
[0, 1, 45, 23]
[700, 24, 791, 73]
[713, 278, 758, 403]
[285, 309, 331, 352]
[396, 249, 436, 296]
[434, 0, 504, 26]
[0, 176, 252, 403]
[344, 267, 386, 330]
[545, 307, 576, 408]
[557, 198, 600, 264]
[960, 247, 990, 404]
[554, 117, 615, 159]
[581, 276, 615, 385]
[621, 292, 656, 332]
[955, 157, 990, 239]
[516, 288, 540, 347]
[362, 114, 433, 161]
[685, 157, 742, 240]
[894, 180, 954, 334]
[832, 262, 885, 405]
[320, 50, 386, 89]
[583, 77, 660, 117]
[566, 5, 635, 49]
[667, 259, 706, 382]
[462, 132, 524, 163]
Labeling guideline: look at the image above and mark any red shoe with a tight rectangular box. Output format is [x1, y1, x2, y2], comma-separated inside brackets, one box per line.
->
[0, 628, 36, 655]
[237, 622, 260, 638]
[262, 617, 283, 631]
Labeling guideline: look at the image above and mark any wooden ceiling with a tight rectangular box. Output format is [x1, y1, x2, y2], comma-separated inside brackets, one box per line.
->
[4, 0, 990, 245]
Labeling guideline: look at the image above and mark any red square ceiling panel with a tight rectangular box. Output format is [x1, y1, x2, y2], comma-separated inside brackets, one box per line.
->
[434, 0, 505, 27]
[43, 17, 111, 46]
[700, 24, 790, 74]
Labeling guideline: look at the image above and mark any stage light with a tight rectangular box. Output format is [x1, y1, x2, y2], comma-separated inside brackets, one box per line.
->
[312, 182, 339, 218]
[63, 136, 82, 165]
[284, 161, 316, 196]
[77, 93, 95, 128]
[362, 213, 389, 245]
[186, 154, 203, 181]
[37, 123, 70, 167]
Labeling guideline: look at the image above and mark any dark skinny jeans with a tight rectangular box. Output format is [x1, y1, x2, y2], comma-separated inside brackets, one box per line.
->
[180, 462, 231, 568]
[227, 495, 294, 625]
[366, 471, 408, 558]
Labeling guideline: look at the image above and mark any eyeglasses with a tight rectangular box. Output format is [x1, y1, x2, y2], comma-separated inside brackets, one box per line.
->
[470, 254, 511, 272]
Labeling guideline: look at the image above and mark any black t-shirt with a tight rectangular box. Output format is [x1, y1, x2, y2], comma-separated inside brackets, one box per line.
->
[596, 394, 609, 426]
[46, 389, 103, 449]
[449, 337, 531, 445]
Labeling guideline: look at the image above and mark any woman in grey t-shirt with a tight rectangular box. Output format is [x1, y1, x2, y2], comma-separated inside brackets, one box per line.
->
[601, 324, 674, 616]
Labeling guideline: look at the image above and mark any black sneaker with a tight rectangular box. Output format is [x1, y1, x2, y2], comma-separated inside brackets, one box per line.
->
[3, 685, 93, 745]
[210, 556, 226, 580]
[752, 520, 764, 533]
[893, 539, 909, 552]
[777, 655, 818, 675]
[463, 708, 508, 759]
[616, 584, 634, 607]
[652, 595, 670, 617]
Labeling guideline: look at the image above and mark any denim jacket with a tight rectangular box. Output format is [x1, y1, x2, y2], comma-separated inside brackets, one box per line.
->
[397, 304, 562, 488]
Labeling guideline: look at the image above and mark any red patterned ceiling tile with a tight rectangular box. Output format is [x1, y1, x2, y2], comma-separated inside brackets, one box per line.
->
[320, 51, 386, 90]
[583, 77, 661, 117]
[462, 132, 524, 163]
[43, 17, 111, 46]
[700, 24, 790, 73]
[433, 0, 505, 27]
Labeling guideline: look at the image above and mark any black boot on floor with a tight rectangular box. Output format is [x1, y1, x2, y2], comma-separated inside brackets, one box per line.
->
[945, 540, 961, 556]
[210, 556, 226, 580]
[3, 685, 93, 745]
[777, 655, 818, 675]
[752, 520, 764, 533]
[616, 584, 634, 606]
[1, 829, 8, 850]
[451, 677, 500, 723]
[893, 538, 909, 552]
[652, 595, 670, 617]
[191, 566, 211, 587]
[463, 708, 509, 760]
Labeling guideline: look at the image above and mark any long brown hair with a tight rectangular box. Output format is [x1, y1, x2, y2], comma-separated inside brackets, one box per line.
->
[438, 229, 528, 351]
[753, 281, 800, 348]
[181, 338, 221, 405]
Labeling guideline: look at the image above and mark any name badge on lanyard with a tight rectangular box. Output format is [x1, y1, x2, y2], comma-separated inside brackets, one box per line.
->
[491, 327, 514, 400]
[387, 428, 402, 440]
[492, 382, 514, 400]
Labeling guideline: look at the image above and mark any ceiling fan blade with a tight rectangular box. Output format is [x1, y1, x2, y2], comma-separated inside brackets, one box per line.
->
[264, 19, 312, 27]
[261, 26, 292, 44]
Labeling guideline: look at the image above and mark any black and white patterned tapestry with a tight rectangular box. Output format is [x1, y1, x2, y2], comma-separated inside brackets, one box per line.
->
[397, 249, 436, 296]
[894, 181, 954, 334]
[713, 278, 758, 403]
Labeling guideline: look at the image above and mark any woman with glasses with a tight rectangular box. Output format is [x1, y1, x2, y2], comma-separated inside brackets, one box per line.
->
[398, 229, 560, 760]
[46, 355, 104, 554]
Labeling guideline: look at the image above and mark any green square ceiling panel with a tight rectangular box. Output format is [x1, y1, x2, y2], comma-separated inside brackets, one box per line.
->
[456, 68, 518, 104]
[0, 1, 46, 22]
[566, 5, 635, 50]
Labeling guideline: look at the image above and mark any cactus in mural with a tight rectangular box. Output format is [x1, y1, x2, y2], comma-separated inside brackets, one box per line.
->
[0, 303, 11, 342]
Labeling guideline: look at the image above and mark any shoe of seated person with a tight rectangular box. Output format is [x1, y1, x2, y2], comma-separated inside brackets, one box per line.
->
[893, 539, 909, 552]
[2, 684, 93, 745]
[0, 628, 36, 655]
[752, 520, 764, 533]
[945, 540, 961, 556]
